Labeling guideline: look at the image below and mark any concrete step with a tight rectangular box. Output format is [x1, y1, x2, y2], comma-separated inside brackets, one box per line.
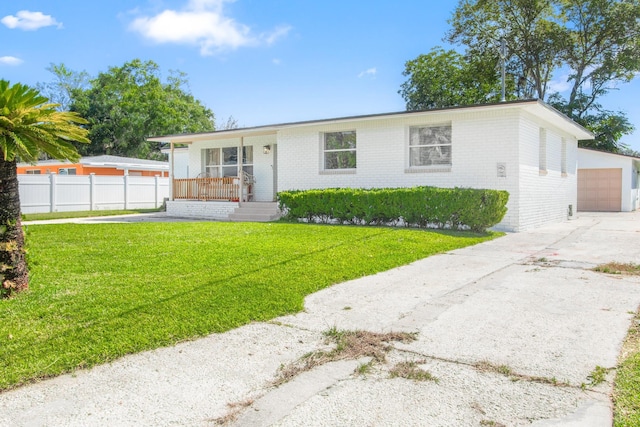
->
[228, 202, 281, 222]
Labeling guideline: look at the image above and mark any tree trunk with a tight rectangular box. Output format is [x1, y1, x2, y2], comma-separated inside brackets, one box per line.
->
[0, 158, 28, 298]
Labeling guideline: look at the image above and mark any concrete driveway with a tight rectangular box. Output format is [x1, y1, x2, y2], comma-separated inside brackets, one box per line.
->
[2, 212, 640, 426]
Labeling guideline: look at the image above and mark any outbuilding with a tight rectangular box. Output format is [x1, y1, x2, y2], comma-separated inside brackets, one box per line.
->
[577, 148, 640, 212]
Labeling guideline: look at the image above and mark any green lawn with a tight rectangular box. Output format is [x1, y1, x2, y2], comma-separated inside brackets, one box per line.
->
[22, 208, 162, 222]
[614, 307, 640, 427]
[0, 222, 499, 391]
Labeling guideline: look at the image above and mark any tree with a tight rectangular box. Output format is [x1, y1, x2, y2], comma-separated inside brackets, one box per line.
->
[216, 115, 239, 130]
[399, 47, 509, 110]
[548, 93, 635, 151]
[0, 80, 88, 298]
[35, 63, 90, 111]
[70, 59, 215, 159]
[441, 0, 640, 152]
[447, 0, 566, 100]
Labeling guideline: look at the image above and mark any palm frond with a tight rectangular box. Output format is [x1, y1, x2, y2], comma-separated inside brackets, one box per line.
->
[0, 80, 88, 162]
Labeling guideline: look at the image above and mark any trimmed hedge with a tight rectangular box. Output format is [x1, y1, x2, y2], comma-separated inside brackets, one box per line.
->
[277, 187, 509, 233]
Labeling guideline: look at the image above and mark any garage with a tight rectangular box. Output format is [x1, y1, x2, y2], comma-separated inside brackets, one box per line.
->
[577, 168, 622, 212]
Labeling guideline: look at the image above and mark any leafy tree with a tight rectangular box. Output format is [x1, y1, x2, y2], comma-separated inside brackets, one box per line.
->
[548, 93, 635, 151]
[399, 47, 509, 110]
[0, 80, 88, 298]
[447, 0, 566, 100]
[70, 59, 215, 159]
[35, 63, 90, 111]
[442, 0, 640, 152]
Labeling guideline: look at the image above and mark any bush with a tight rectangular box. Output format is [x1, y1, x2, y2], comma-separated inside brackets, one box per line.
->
[277, 186, 509, 233]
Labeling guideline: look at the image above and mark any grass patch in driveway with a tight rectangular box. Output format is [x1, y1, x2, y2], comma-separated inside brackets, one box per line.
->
[274, 328, 417, 386]
[613, 307, 640, 426]
[0, 222, 498, 391]
[593, 262, 640, 276]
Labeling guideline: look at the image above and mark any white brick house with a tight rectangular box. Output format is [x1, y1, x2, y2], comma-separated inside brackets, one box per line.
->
[148, 100, 593, 232]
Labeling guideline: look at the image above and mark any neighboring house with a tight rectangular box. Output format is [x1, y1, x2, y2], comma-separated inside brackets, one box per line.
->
[148, 99, 594, 232]
[577, 148, 640, 212]
[17, 155, 169, 177]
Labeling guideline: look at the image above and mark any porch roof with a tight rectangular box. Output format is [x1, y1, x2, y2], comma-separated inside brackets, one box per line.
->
[147, 99, 594, 144]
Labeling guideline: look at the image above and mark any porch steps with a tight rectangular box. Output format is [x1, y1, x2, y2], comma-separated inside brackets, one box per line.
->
[228, 202, 281, 222]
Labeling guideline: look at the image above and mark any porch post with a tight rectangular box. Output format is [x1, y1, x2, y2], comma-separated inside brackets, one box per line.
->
[238, 136, 244, 206]
[170, 142, 175, 201]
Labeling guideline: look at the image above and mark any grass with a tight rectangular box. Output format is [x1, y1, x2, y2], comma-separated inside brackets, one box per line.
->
[389, 360, 437, 382]
[22, 208, 162, 222]
[593, 262, 640, 276]
[0, 222, 498, 391]
[613, 307, 640, 427]
[273, 328, 417, 386]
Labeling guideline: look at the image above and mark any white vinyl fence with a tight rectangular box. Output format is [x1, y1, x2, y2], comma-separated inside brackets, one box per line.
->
[18, 174, 170, 214]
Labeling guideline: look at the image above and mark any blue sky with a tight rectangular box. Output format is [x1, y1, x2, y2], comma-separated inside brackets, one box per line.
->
[2, 0, 640, 151]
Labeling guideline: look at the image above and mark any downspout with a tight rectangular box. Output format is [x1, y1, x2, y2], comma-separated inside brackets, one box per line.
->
[238, 136, 244, 206]
[170, 142, 175, 201]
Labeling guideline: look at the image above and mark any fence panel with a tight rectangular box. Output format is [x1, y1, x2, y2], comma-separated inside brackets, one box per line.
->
[18, 174, 169, 214]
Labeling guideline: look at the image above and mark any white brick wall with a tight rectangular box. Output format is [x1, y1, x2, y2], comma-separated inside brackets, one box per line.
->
[166, 200, 237, 219]
[516, 114, 578, 231]
[277, 109, 523, 231]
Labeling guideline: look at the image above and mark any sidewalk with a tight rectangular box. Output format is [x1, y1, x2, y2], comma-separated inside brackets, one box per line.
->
[2, 212, 639, 426]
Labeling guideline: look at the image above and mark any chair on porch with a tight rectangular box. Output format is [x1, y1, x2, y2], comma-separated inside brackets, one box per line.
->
[196, 172, 213, 200]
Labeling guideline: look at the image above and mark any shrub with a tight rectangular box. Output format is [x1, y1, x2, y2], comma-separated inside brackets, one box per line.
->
[278, 186, 509, 233]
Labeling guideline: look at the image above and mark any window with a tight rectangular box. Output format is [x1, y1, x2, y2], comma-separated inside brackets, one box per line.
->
[203, 146, 253, 177]
[561, 138, 567, 175]
[25, 170, 41, 174]
[539, 128, 547, 173]
[323, 131, 356, 170]
[59, 168, 76, 175]
[409, 125, 452, 167]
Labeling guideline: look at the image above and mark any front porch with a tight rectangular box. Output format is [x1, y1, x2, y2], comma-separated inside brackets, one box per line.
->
[172, 175, 254, 202]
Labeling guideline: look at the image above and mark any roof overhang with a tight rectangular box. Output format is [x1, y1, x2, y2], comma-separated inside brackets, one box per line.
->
[147, 99, 594, 144]
[81, 161, 169, 171]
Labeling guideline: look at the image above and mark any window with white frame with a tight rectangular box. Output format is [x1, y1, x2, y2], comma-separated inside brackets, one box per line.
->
[59, 168, 76, 175]
[539, 128, 547, 173]
[25, 170, 41, 174]
[203, 146, 253, 177]
[409, 125, 452, 167]
[323, 131, 356, 170]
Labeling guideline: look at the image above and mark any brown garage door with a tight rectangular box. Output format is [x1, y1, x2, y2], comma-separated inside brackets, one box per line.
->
[577, 168, 622, 212]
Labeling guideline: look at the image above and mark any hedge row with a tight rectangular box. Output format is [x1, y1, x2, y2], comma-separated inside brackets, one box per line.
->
[277, 187, 509, 233]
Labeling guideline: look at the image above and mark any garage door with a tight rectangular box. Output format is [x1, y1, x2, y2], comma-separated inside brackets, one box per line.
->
[577, 168, 622, 212]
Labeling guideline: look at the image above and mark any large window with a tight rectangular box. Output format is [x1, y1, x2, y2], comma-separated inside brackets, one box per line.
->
[203, 146, 253, 177]
[323, 131, 356, 170]
[409, 125, 452, 167]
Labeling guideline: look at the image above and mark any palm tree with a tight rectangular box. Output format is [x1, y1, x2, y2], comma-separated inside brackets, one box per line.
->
[0, 80, 89, 298]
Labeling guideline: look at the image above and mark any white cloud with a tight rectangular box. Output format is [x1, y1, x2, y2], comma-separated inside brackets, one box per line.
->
[1, 10, 62, 31]
[263, 25, 291, 45]
[129, 0, 290, 55]
[272, 58, 281, 65]
[0, 56, 23, 66]
[358, 67, 377, 78]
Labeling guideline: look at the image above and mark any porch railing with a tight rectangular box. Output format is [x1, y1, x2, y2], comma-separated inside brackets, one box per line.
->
[172, 176, 253, 201]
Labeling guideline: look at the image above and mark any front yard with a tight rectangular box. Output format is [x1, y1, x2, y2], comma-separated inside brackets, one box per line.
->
[0, 222, 498, 391]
